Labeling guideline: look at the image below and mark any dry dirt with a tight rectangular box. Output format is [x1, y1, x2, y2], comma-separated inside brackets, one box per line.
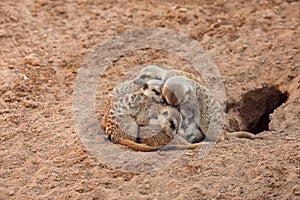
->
[1, 0, 300, 199]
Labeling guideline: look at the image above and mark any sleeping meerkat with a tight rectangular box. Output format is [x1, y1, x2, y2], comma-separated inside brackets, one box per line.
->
[162, 76, 205, 143]
[105, 103, 209, 151]
[104, 102, 189, 151]
[102, 80, 160, 143]
[132, 65, 216, 140]
[138, 106, 183, 147]
[102, 66, 263, 151]
[103, 81, 205, 152]
[103, 92, 215, 151]
[102, 78, 183, 148]
[138, 77, 206, 143]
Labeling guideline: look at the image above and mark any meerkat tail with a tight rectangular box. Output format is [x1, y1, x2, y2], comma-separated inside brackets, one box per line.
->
[102, 97, 112, 128]
[226, 131, 263, 140]
[117, 139, 162, 152]
[159, 141, 213, 151]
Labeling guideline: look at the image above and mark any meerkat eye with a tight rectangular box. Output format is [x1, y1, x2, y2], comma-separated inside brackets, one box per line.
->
[162, 111, 168, 116]
[169, 120, 176, 130]
[152, 89, 161, 95]
[143, 84, 148, 90]
[140, 75, 147, 79]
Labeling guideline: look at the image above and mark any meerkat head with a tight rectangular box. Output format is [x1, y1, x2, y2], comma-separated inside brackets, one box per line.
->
[157, 106, 182, 137]
[162, 76, 191, 106]
[133, 65, 168, 85]
[141, 79, 165, 103]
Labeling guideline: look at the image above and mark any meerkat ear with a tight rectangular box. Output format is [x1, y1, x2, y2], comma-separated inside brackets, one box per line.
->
[169, 119, 176, 131]
[133, 77, 143, 85]
[156, 71, 167, 81]
[182, 87, 191, 102]
[186, 87, 192, 95]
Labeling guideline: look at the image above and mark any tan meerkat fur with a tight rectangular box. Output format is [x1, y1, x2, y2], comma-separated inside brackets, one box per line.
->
[104, 103, 208, 151]
[102, 79, 208, 151]
[102, 80, 158, 142]
[133, 65, 167, 85]
[134, 65, 215, 142]
[102, 67, 262, 151]
[138, 106, 182, 146]
[103, 94, 229, 152]
[104, 101, 188, 151]
[102, 79, 182, 147]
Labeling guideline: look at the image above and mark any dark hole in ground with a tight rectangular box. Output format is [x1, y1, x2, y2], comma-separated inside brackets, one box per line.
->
[228, 86, 288, 134]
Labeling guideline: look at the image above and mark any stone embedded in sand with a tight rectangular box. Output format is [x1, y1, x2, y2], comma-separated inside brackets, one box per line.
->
[24, 54, 41, 66]
[293, 185, 300, 195]
[0, 29, 6, 37]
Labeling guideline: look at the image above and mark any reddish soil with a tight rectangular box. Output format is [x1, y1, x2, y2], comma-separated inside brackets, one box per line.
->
[0, 0, 299, 199]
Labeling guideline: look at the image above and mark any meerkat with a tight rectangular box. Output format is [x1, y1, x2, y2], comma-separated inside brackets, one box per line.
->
[104, 102, 208, 151]
[103, 81, 199, 151]
[133, 65, 206, 87]
[162, 76, 205, 143]
[138, 106, 183, 146]
[161, 75, 262, 142]
[139, 76, 206, 143]
[102, 78, 179, 145]
[103, 83, 214, 151]
[133, 65, 210, 143]
[102, 67, 262, 152]
[102, 79, 158, 142]
[103, 101, 186, 151]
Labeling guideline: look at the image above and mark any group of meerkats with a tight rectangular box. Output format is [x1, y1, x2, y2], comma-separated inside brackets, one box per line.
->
[102, 65, 262, 151]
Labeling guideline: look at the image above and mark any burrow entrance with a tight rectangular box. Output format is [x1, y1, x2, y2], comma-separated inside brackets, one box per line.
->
[227, 86, 288, 134]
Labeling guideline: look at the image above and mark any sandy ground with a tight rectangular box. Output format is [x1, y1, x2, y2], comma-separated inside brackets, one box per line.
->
[0, 0, 299, 199]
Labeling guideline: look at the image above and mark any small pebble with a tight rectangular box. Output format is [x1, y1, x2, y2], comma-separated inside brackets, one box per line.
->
[24, 54, 41, 66]
[0, 29, 6, 37]
[185, 152, 194, 156]
[179, 7, 188, 12]
[23, 74, 28, 81]
[293, 184, 300, 195]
